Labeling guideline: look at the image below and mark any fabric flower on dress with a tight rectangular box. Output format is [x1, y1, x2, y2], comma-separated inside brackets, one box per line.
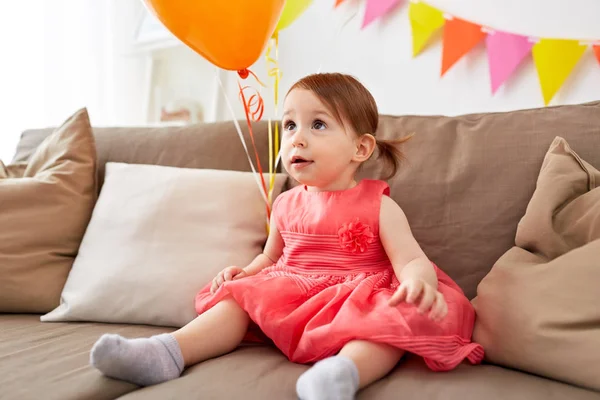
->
[338, 218, 376, 253]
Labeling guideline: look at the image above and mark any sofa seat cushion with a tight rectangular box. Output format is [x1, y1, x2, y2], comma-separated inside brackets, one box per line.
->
[118, 345, 600, 400]
[1, 315, 598, 400]
[0, 315, 171, 400]
[359, 357, 600, 400]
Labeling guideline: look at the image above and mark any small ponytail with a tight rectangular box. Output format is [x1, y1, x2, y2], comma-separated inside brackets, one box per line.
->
[375, 134, 414, 180]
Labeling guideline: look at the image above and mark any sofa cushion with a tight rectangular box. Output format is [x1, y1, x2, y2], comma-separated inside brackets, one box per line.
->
[116, 347, 600, 400]
[13, 102, 600, 299]
[41, 163, 287, 327]
[0, 108, 97, 313]
[2, 315, 598, 400]
[472, 137, 600, 391]
[12, 120, 273, 190]
[0, 314, 171, 400]
[358, 357, 600, 400]
[360, 101, 600, 298]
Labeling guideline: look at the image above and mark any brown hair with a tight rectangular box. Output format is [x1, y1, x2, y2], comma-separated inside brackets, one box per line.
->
[286, 73, 412, 180]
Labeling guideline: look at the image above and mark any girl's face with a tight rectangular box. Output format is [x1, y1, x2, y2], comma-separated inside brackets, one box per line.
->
[281, 89, 362, 191]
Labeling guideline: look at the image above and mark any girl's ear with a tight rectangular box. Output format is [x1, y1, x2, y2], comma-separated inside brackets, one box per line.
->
[353, 133, 376, 163]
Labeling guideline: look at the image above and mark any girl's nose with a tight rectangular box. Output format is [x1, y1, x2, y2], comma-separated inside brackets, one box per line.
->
[292, 129, 307, 148]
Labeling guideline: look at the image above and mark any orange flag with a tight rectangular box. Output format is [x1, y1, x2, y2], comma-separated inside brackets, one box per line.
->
[335, 0, 345, 7]
[594, 45, 600, 65]
[441, 17, 486, 76]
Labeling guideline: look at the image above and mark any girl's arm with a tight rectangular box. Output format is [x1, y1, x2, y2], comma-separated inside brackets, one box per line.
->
[379, 196, 436, 287]
[241, 214, 284, 276]
[379, 196, 447, 321]
[211, 214, 284, 293]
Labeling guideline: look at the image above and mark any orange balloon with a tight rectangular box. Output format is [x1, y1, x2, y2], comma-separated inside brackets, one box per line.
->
[144, 0, 285, 71]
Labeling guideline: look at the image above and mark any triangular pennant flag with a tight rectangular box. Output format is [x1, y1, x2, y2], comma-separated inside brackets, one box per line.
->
[532, 39, 586, 105]
[409, 1, 445, 57]
[441, 17, 486, 76]
[362, 0, 402, 28]
[334, 0, 345, 7]
[486, 31, 533, 94]
[594, 45, 600, 65]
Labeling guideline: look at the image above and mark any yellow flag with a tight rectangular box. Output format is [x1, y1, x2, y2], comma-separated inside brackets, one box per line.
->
[409, 1, 445, 57]
[532, 39, 586, 105]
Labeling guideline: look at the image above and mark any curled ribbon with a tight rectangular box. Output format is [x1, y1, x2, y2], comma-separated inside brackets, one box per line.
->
[266, 33, 282, 107]
[234, 40, 282, 230]
[238, 85, 265, 122]
[265, 33, 282, 211]
[237, 69, 271, 220]
[237, 68, 266, 86]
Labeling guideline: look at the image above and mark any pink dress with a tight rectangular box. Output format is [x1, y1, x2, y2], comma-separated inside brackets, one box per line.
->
[195, 180, 484, 371]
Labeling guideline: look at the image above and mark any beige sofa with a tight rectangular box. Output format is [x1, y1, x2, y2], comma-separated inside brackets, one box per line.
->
[1, 101, 600, 400]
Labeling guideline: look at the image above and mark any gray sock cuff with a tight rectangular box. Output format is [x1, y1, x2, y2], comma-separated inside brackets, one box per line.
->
[155, 333, 184, 373]
[335, 355, 360, 389]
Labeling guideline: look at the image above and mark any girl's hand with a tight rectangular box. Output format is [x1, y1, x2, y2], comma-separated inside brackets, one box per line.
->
[388, 278, 448, 322]
[210, 266, 248, 294]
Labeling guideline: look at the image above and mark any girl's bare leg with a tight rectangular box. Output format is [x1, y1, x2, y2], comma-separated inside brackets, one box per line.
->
[173, 297, 250, 366]
[339, 340, 404, 389]
[90, 296, 249, 386]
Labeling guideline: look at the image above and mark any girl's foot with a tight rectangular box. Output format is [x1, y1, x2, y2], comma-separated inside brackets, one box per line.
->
[90, 333, 184, 386]
[296, 355, 360, 400]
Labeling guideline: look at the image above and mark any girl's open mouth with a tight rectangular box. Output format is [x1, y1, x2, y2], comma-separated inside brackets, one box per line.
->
[291, 156, 313, 170]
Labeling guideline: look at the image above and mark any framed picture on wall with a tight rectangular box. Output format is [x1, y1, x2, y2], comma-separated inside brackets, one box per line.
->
[132, 9, 180, 52]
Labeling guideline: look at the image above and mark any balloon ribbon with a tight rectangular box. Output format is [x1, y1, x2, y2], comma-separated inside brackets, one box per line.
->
[237, 68, 271, 221]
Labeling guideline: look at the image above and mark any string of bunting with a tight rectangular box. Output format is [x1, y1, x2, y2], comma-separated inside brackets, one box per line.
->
[336, 0, 600, 105]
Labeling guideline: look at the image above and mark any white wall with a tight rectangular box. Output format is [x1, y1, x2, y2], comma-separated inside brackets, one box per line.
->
[107, 0, 151, 126]
[42, 1, 113, 125]
[0, 2, 45, 162]
[0, 0, 150, 162]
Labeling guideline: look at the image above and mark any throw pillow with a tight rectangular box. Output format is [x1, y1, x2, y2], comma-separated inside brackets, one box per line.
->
[41, 163, 287, 327]
[472, 136, 600, 391]
[0, 108, 98, 313]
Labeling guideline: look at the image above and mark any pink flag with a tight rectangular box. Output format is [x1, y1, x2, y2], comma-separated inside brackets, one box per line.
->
[362, 0, 403, 28]
[486, 31, 533, 94]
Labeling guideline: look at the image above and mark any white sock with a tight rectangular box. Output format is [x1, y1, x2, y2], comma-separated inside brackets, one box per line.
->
[296, 355, 360, 400]
[90, 333, 184, 386]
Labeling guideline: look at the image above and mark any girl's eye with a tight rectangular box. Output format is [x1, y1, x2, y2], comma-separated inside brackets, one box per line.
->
[284, 121, 296, 131]
[312, 120, 326, 130]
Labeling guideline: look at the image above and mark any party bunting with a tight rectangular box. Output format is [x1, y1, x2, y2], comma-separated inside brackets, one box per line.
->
[332, 0, 600, 105]
[441, 17, 486, 76]
[409, 1, 445, 57]
[532, 39, 586, 105]
[362, 0, 403, 28]
[486, 31, 533, 94]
